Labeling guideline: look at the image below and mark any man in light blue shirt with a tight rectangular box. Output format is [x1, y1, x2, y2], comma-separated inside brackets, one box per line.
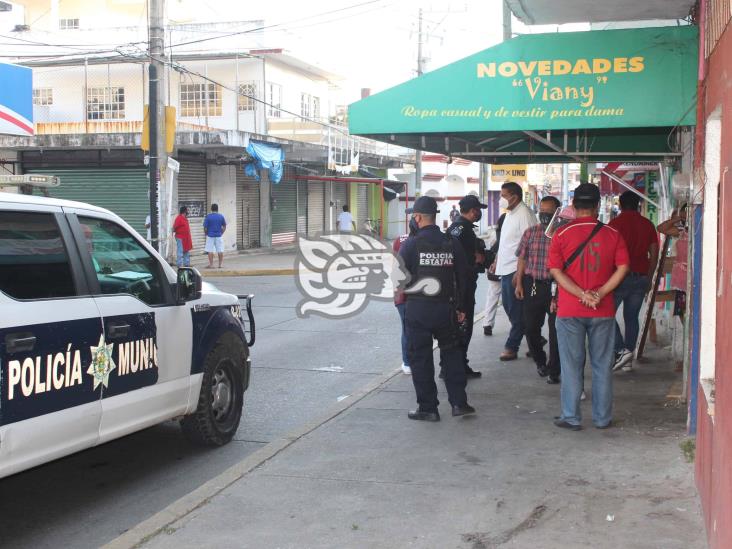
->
[203, 203, 227, 268]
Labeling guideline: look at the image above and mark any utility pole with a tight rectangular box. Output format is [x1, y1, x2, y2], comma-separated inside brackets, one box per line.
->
[502, 0, 512, 41]
[148, 0, 166, 251]
[414, 8, 424, 197]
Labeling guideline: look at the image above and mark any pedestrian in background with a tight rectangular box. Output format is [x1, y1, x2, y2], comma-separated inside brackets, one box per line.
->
[482, 212, 505, 336]
[203, 203, 227, 269]
[172, 205, 192, 268]
[548, 183, 629, 431]
[447, 195, 488, 379]
[608, 191, 659, 372]
[515, 196, 562, 383]
[449, 204, 460, 224]
[399, 196, 475, 422]
[495, 181, 537, 361]
[392, 216, 419, 375]
[337, 204, 355, 233]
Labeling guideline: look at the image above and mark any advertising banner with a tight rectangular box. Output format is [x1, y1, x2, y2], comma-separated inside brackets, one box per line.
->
[0, 63, 33, 136]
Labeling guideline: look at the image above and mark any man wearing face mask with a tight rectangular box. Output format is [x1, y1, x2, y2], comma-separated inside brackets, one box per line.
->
[515, 196, 562, 383]
[446, 194, 488, 378]
[392, 216, 420, 375]
[495, 181, 538, 361]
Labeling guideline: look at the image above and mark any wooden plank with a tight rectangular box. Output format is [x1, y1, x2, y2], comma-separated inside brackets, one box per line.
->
[637, 235, 672, 358]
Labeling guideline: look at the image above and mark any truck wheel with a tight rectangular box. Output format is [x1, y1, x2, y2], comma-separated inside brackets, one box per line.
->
[181, 336, 246, 446]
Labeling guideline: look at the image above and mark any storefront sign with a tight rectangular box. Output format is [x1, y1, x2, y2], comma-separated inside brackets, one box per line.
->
[491, 164, 527, 182]
[0, 63, 33, 136]
[349, 26, 697, 134]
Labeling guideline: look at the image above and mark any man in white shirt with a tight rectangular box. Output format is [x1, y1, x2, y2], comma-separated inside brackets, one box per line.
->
[495, 181, 537, 360]
[337, 204, 356, 233]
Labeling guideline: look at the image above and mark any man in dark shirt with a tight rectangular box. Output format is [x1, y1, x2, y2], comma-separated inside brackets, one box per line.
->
[399, 196, 474, 422]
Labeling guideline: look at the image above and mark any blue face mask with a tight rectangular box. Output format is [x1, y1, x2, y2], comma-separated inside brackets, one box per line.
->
[408, 216, 419, 235]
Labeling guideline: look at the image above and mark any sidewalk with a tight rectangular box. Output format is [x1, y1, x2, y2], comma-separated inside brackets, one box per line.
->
[111, 314, 705, 549]
[189, 247, 297, 277]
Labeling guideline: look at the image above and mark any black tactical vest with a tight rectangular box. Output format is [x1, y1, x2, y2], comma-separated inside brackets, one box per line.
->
[408, 234, 457, 302]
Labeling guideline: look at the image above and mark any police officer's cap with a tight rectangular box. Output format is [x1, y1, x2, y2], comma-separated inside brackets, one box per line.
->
[459, 195, 488, 211]
[406, 196, 440, 215]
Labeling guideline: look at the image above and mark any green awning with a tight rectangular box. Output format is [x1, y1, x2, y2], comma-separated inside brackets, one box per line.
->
[349, 26, 698, 164]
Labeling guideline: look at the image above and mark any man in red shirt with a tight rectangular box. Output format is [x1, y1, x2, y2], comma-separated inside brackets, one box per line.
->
[608, 191, 659, 372]
[172, 205, 193, 267]
[548, 183, 630, 430]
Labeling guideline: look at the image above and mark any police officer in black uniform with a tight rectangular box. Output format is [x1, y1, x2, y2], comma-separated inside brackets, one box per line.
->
[446, 194, 488, 378]
[399, 196, 476, 421]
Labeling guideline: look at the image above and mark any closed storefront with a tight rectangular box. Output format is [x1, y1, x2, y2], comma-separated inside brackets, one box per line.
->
[235, 169, 260, 249]
[178, 160, 208, 254]
[296, 181, 307, 236]
[271, 179, 297, 245]
[355, 183, 369, 231]
[27, 168, 149, 235]
[307, 180, 326, 235]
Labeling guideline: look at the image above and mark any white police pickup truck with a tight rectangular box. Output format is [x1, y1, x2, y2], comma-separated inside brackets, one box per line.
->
[0, 190, 254, 479]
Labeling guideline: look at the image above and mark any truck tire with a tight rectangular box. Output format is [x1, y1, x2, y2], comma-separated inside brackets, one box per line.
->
[181, 335, 246, 446]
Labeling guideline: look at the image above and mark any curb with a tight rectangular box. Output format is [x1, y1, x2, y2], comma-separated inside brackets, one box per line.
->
[103, 310, 485, 549]
[200, 268, 296, 277]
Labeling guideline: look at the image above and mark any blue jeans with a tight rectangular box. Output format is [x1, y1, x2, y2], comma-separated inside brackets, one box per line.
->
[396, 303, 409, 366]
[501, 272, 524, 352]
[556, 317, 615, 427]
[176, 238, 190, 267]
[614, 274, 649, 353]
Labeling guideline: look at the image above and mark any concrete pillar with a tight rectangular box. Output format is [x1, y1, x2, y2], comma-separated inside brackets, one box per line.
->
[259, 171, 272, 247]
[207, 164, 237, 252]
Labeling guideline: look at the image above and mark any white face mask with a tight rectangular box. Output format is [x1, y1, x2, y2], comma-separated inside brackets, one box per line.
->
[499, 197, 509, 210]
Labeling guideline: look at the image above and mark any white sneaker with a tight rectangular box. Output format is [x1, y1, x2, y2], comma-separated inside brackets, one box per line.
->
[580, 391, 587, 401]
[401, 364, 412, 375]
[622, 360, 634, 372]
[613, 349, 633, 371]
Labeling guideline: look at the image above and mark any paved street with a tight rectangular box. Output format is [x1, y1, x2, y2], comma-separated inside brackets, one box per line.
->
[0, 274, 487, 548]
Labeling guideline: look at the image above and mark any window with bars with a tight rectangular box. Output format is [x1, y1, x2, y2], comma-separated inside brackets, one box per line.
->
[237, 82, 257, 111]
[312, 96, 321, 119]
[266, 83, 282, 118]
[86, 86, 125, 120]
[179, 82, 222, 117]
[59, 18, 79, 30]
[300, 93, 312, 118]
[33, 88, 53, 106]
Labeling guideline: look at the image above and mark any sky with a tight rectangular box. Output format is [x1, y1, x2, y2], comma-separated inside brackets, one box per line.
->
[168, 0, 588, 104]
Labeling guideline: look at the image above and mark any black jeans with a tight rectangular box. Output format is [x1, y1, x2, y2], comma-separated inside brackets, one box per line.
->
[522, 275, 560, 378]
[406, 299, 468, 412]
[460, 281, 477, 370]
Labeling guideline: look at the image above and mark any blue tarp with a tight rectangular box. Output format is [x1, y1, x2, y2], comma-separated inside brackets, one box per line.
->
[245, 141, 284, 184]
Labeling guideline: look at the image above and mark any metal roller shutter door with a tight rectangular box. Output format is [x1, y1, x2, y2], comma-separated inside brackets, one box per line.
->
[236, 170, 261, 249]
[178, 161, 208, 254]
[271, 179, 297, 245]
[296, 181, 307, 236]
[307, 181, 325, 235]
[331, 182, 348, 229]
[356, 183, 369, 231]
[28, 168, 149, 235]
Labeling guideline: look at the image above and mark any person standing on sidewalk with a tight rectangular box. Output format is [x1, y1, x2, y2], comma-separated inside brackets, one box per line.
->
[548, 183, 629, 431]
[482, 212, 505, 336]
[203, 204, 227, 269]
[515, 196, 562, 383]
[392, 217, 419, 375]
[172, 205, 192, 268]
[449, 204, 460, 224]
[495, 182, 537, 361]
[608, 191, 659, 372]
[399, 196, 475, 422]
[446, 194, 488, 379]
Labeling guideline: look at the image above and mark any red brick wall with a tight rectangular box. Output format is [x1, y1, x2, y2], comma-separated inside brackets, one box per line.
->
[696, 16, 732, 549]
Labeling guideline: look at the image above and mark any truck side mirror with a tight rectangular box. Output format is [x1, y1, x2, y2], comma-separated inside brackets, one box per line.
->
[176, 267, 202, 303]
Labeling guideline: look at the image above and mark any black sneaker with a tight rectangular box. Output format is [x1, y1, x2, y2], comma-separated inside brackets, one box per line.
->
[465, 368, 482, 379]
[537, 365, 549, 377]
[451, 404, 476, 417]
[546, 375, 560, 385]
